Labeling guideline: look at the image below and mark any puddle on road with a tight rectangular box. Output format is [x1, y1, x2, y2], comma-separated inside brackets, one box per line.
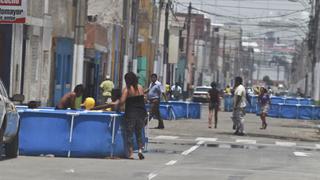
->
[206, 143, 266, 150]
[148, 149, 182, 154]
[149, 141, 196, 146]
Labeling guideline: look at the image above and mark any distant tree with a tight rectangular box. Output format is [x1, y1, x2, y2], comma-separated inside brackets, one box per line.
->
[263, 76, 273, 86]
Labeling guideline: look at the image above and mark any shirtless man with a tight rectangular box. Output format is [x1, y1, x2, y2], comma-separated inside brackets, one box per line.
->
[56, 84, 84, 109]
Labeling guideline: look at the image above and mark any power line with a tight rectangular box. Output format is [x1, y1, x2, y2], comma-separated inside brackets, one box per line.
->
[179, 2, 306, 12]
[191, 6, 310, 20]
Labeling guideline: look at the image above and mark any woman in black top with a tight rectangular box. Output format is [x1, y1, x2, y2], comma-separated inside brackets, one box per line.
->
[208, 82, 220, 128]
[116, 72, 147, 160]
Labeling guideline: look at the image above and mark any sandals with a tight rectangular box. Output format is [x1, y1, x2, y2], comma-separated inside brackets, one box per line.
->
[138, 153, 145, 160]
[260, 123, 267, 130]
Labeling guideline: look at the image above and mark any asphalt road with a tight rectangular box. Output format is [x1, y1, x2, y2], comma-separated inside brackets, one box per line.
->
[0, 104, 319, 180]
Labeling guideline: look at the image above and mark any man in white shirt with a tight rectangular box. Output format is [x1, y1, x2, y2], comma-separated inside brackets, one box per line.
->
[147, 74, 165, 129]
[171, 82, 182, 100]
[232, 76, 247, 136]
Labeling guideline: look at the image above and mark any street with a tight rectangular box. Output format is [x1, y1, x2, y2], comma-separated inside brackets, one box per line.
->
[1, 105, 320, 180]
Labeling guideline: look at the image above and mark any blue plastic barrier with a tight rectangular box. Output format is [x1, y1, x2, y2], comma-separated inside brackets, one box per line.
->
[317, 107, 320, 119]
[247, 96, 258, 113]
[168, 101, 201, 119]
[168, 101, 187, 119]
[285, 98, 299, 105]
[69, 112, 114, 157]
[19, 109, 146, 158]
[299, 98, 313, 105]
[19, 110, 72, 156]
[267, 104, 280, 117]
[187, 102, 201, 119]
[280, 104, 299, 119]
[224, 95, 233, 112]
[160, 105, 174, 120]
[271, 97, 285, 104]
[298, 105, 316, 120]
[145, 104, 174, 120]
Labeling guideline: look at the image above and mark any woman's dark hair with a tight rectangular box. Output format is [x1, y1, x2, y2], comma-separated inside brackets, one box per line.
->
[125, 72, 138, 90]
[74, 84, 84, 94]
[235, 76, 243, 85]
[111, 88, 122, 101]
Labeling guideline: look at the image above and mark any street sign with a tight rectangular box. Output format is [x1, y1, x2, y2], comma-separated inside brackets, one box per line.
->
[0, 0, 27, 24]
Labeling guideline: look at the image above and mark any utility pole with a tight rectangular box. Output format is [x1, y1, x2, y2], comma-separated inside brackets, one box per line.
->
[72, 0, 87, 89]
[131, 0, 140, 73]
[184, 2, 191, 95]
[154, 0, 164, 76]
[222, 34, 226, 86]
[238, 28, 243, 77]
[311, 0, 319, 100]
[121, 0, 131, 89]
[163, 0, 171, 85]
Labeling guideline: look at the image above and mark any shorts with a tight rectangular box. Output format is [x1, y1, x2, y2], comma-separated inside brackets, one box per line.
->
[260, 104, 269, 114]
[209, 102, 219, 110]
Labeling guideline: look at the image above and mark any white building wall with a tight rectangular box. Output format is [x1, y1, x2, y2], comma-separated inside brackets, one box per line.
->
[22, 0, 53, 104]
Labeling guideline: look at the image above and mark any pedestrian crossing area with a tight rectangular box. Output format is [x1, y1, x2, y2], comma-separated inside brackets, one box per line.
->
[151, 135, 320, 150]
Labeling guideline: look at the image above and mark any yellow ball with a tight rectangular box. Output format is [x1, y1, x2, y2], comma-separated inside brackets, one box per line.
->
[83, 97, 95, 110]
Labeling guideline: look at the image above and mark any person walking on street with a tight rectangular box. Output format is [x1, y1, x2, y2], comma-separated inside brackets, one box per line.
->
[232, 77, 247, 136]
[113, 72, 147, 160]
[100, 75, 114, 103]
[208, 82, 220, 129]
[258, 87, 270, 129]
[146, 74, 165, 129]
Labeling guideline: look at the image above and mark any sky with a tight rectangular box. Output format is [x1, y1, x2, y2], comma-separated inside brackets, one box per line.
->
[174, 0, 311, 41]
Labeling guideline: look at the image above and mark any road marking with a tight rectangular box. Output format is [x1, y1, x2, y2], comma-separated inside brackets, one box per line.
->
[235, 139, 257, 144]
[195, 137, 217, 142]
[148, 173, 158, 180]
[275, 141, 296, 147]
[294, 152, 310, 157]
[65, 169, 75, 173]
[154, 135, 179, 140]
[316, 144, 320, 149]
[182, 141, 204, 155]
[166, 160, 178, 166]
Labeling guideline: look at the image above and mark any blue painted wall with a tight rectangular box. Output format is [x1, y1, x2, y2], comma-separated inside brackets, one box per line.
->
[53, 38, 74, 105]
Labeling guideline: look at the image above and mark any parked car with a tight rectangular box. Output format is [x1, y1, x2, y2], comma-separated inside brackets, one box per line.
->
[192, 86, 211, 102]
[0, 79, 21, 158]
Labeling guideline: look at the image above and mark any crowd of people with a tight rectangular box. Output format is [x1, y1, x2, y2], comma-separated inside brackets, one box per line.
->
[55, 72, 272, 159]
